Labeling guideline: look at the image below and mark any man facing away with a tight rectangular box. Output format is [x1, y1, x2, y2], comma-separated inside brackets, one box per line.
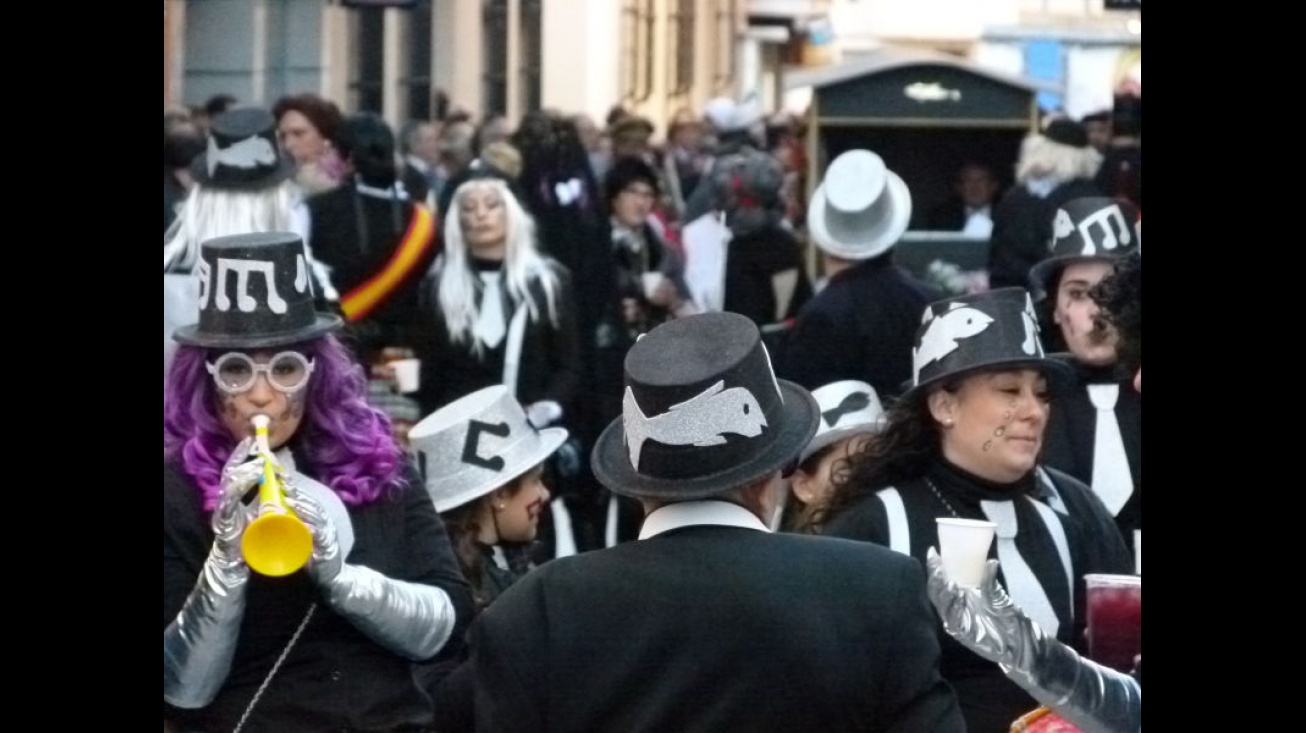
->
[469, 311, 964, 733]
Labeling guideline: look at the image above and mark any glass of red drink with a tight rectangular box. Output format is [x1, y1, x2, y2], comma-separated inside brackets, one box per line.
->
[1083, 573, 1142, 674]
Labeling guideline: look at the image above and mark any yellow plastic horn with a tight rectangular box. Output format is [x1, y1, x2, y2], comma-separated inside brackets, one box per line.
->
[241, 415, 314, 577]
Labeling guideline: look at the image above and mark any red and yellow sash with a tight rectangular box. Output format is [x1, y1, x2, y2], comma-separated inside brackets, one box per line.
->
[340, 204, 437, 322]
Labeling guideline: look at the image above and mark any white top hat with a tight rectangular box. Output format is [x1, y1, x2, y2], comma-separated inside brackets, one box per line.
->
[799, 380, 886, 465]
[807, 150, 913, 261]
[408, 385, 568, 513]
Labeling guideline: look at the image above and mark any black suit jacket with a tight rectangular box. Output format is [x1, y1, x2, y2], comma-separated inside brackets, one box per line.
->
[775, 255, 941, 400]
[470, 525, 964, 732]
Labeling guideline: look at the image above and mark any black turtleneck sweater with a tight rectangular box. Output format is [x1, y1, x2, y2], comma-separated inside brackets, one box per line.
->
[1041, 355, 1141, 554]
[822, 456, 1132, 733]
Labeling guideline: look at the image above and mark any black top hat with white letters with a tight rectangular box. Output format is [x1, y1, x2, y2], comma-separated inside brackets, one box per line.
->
[1029, 197, 1141, 300]
[591, 311, 819, 500]
[904, 287, 1070, 399]
[172, 231, 342, 349]
[188, 106, 295, 191]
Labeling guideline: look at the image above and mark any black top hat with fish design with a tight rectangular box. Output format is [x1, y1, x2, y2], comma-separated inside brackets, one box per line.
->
[1029, 197, 1141, 300]
[172, 231, 342, 349]
[189, 106, 295, 191]
[903, 287, 1071, 400]
[591, 311, 819, 500]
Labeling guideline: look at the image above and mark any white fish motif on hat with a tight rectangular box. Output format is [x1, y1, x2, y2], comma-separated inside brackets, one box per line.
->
[207, 134, 278, 175]
[913, 305, 994, 383]
[1021, 292, 1041, 356]
[623, 381, 767, 470]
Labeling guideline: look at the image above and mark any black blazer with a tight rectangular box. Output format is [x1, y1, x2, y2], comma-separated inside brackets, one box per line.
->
[775, 255, 941, 400]
[412, 260, 582, 418]
[470, 526, 965, 732]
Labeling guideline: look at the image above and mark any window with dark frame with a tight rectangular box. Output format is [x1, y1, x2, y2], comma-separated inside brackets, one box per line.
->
[670, 0, 696, 96]
[621, 0, 655, 105]
[520, 0, 542, 114]
[352, 6, 386, 113]
[713, 0, 736, 93]
[483, 0, 510, 117]
[406, 0, 433, 121]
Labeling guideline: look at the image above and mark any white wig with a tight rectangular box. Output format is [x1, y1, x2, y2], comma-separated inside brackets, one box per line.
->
[163, 180, 302, 272]
[435, 177, 563, 352]
[1014, 134, 1103, 186]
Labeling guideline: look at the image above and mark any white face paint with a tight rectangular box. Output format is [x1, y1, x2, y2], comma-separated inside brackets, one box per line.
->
[1054, 261, 1119, 367]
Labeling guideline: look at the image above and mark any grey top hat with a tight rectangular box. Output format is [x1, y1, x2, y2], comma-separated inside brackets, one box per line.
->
[904, 287, 1071, 399]
[799, 380, 885, 465]
[807, 149, 912, 261]
[189, 107, 295, 191]
[172, 231, 342, 349]
[590, 312, 820, 500]
[408, 385, 568, 513]
[1029, 197, 1141, 300]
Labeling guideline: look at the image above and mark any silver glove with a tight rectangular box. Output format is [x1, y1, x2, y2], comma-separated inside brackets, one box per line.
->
[283, 477, 457, 661]
[925, 547, 1141, 733]
[164, 438, 260, 708]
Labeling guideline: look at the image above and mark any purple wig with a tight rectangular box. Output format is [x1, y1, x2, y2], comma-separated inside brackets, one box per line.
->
[163, 334, 406, 512]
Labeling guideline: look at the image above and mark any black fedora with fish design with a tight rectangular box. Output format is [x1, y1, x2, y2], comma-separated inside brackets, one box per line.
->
[591, 311, 819, 500]
[903, 287, 1071, 400]
[189, 106, 295, 191]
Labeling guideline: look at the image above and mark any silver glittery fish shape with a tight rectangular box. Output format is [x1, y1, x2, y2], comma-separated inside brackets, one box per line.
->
[208, 134, 278, 175]
[623, 381, 768, 470]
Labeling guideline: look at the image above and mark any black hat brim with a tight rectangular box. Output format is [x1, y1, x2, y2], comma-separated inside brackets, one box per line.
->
[172, 313, 343, 350]
[1029, 254, 1120, 301]
[188, 153, 296, 192]
[900, 355, 1074, 403]
[590, 379, 820, 501]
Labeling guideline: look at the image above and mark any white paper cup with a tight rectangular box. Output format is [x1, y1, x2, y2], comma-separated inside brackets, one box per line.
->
[391, 358, 421, 394]
[936, 517, 997, 588]
[641, 272, 666, 300]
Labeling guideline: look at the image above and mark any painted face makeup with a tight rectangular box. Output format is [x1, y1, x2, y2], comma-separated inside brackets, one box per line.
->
[938, 369, 1050, 483]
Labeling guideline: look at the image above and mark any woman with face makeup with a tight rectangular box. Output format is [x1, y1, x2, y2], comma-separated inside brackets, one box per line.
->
[810, 287, 1132, 733]
[406, 385, 568, 733]
[163, 232, 474, 731]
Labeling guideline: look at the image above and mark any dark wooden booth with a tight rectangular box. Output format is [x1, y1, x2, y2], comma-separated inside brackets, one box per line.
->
[790, 46, 1055, 286]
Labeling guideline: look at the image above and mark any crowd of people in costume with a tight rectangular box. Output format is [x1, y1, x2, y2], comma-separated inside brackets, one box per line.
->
[165, 90, 1141, 732]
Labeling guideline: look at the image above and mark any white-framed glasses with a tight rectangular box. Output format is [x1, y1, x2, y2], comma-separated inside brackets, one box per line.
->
[205, 351, 315, 395]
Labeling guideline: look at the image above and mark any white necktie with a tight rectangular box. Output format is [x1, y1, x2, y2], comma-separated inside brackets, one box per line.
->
[980, 500, 1060, 638]
[474, 271, 506, 349]
[1087, 383, 1132, 516]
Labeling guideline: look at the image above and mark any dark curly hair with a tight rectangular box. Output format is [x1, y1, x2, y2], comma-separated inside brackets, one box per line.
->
[1089, 252, 1141, 380]
[805, 391, 946, 533]
[271, 92, 345, 145]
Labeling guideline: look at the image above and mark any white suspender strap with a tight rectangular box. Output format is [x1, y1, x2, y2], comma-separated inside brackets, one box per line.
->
[875, 487, 911, 557]
[501, 304, 529, 398]
[1025, 495, 1075, 621]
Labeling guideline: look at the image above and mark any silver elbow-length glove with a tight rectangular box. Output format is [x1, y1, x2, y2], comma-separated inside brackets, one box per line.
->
[283, 475, 457, 661]
[164, 438, 261, 708]
[925, 547, 1141, 733]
